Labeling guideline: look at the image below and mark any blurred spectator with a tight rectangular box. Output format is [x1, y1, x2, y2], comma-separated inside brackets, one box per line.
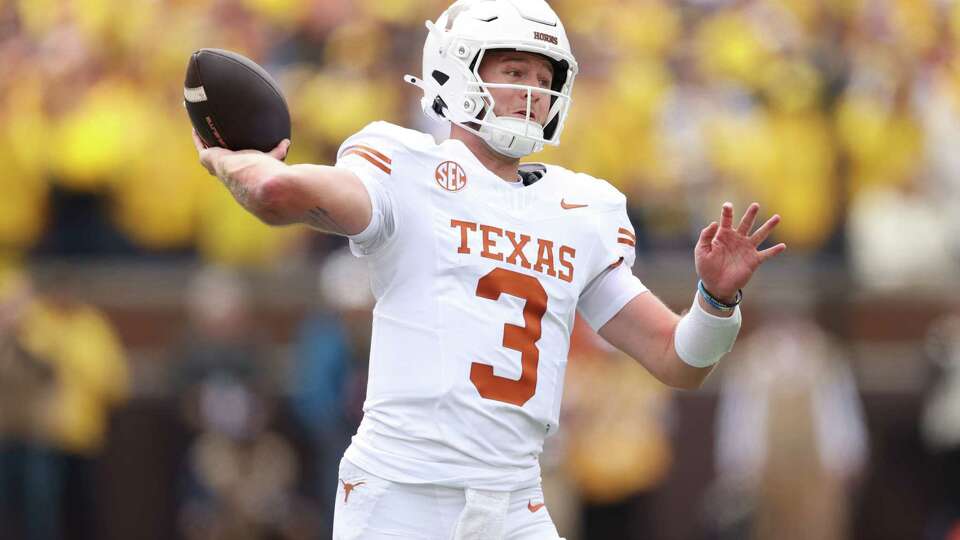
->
[922, 315, 960, 540]
[561, 325, 675, 540]
[178, 373, 313, 540]
[289, 248, 373, 535]
[0, 269, 59, 540]
[172, 266, 315, 539]
[847, 174, 958, 294]
[911, 49, 960, 259]
[0, 266, 130, 540]
[708, 317, 868, 540]
[171, 266, 267, 398]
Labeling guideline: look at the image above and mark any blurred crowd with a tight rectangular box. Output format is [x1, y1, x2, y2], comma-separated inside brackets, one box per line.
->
[0, 257, 884, 540]
[3, 0, 960, 539]
[0, 0, 957, 285]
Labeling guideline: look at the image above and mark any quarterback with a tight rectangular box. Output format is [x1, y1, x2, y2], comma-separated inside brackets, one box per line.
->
[193, 0, 785, 538]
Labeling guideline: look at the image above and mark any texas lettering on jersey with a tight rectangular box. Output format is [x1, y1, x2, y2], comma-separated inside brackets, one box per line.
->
[449, 219, 576, 282]
[333, 122, 645, 492]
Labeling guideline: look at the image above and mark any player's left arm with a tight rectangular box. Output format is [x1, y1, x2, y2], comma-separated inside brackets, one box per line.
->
[599, 202, 786, 390]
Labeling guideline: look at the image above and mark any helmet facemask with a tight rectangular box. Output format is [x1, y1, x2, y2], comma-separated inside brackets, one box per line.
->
[465, 48, 575, 158]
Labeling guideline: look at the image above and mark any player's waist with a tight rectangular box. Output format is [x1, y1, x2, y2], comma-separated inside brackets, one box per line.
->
[346, 414, 542, 491]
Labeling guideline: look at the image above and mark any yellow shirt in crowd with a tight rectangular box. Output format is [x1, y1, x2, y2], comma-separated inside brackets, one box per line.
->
[17, 299, 128, 455]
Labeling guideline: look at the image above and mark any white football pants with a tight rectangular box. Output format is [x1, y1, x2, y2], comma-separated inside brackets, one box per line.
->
[332, 458, 564, 540]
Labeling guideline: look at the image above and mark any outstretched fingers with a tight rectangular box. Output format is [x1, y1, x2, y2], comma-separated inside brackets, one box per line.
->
[750, 214, 781, 246]
[697, 221, 719, 250]
[720, 202, 734, 229]
[759, 242, 787, 262]
[737, 203, 760, 235]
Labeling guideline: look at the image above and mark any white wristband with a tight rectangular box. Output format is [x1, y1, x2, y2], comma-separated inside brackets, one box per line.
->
[674, 292, 742, 368]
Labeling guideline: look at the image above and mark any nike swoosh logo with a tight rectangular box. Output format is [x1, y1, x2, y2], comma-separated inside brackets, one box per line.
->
[528, 500, 546, 513]
[561, 198, 588, 210]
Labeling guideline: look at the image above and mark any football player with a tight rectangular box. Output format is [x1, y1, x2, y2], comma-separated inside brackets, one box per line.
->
[192, 0, 786, 538]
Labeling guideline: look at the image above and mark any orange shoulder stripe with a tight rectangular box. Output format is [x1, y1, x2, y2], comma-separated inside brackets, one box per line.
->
[341, 149, 391, 175]
[341, 144, 392, 164]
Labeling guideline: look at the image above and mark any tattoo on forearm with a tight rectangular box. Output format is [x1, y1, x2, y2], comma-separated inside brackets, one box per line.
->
[306, 207, 347, 235]
[218, 175, 253, 207]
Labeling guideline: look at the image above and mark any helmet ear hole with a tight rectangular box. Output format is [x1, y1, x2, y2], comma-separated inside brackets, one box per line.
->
[432, 70, 450, 86]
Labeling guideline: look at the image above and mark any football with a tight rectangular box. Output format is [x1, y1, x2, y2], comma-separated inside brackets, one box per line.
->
[184, 48, 291, 152]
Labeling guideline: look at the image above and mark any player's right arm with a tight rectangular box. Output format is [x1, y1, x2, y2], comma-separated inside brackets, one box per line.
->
[193, 131, 372, 235]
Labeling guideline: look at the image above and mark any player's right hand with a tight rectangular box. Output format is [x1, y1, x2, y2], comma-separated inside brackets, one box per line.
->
[192, 129, 290, 176]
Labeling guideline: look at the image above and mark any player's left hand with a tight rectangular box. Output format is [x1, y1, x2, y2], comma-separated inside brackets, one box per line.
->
[694, 202, 786, 302]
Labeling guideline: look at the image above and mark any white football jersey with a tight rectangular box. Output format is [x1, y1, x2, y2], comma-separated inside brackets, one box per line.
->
[335, 122, 648, 491]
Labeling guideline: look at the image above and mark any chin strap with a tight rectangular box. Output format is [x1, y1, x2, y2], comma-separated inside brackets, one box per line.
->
[480, 116, 544, 158]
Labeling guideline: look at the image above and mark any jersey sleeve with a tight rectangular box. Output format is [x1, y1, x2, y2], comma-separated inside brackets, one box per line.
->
[334, 123, 402, 257]
[577, 197, 648, 330]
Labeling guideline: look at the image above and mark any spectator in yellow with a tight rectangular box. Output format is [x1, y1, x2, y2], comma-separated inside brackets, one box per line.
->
[18, 270, 129, 539]
[562, 328, 675, 539]
[0, 269, 60, 540]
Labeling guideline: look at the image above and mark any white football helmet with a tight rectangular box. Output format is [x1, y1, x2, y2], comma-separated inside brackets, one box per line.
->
[405, 0, 578, 158]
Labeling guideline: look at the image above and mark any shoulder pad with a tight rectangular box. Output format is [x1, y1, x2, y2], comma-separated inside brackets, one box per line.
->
[337, 122, 436, 175]
[349, 121, 437, 151]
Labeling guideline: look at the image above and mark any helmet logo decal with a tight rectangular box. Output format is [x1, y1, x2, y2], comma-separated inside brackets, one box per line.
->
[533, 32, 558, 45]
[435, 161, 469, 192]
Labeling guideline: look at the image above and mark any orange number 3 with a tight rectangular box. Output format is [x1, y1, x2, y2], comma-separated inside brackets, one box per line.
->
[470, 268, 548, 406]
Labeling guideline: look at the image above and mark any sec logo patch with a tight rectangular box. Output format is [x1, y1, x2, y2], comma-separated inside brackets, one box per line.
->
[435, 161, 468, 192]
